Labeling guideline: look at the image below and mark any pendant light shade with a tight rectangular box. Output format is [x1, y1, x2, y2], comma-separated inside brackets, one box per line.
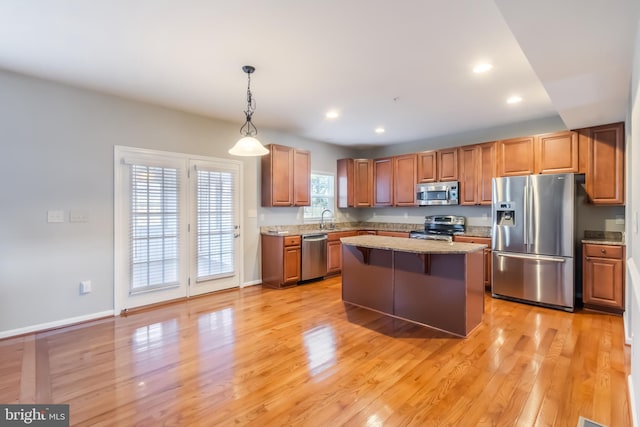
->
[228, 136, 269, 156]
[229, 65, 269, 156]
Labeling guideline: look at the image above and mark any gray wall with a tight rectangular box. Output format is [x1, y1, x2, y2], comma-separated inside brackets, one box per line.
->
[0, 68, 354, 335]
[0, 66, 630, 337]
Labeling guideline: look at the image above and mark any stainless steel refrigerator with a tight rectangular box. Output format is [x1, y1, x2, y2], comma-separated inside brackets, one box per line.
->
[492, 173, 575, 311]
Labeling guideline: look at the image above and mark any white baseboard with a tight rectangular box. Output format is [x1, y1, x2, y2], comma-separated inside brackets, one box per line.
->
[0, 310, 114, 340]
[242, 279, 262, 287]
[631, 375, 638, 427]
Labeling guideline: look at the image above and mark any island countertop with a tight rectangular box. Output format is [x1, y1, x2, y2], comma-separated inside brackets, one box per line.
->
[340, 235, 486, 254]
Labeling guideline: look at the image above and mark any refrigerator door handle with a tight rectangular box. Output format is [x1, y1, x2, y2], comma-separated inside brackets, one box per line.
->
[528, 183, 534, 250]
[523, 185, 528, 245]
[496, 252, 566, 263]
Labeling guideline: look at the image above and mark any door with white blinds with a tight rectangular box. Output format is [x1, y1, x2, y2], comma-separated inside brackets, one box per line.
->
[114, 147, 242, 312]
[189, 160, 240, 295]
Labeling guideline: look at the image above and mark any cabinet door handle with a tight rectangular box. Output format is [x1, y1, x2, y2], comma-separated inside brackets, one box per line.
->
[601, 249, 606, 254]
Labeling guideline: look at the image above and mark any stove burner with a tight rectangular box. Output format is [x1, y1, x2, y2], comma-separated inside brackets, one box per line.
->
[409, 215, 465, 242]
[409, 231, 453, 242]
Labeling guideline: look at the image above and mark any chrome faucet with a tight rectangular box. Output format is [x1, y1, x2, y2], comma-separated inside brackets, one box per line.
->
[320, 209, 332, 230]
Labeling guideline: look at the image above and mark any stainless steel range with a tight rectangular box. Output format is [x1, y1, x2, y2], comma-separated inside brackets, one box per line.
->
[409, 215, 465, 242]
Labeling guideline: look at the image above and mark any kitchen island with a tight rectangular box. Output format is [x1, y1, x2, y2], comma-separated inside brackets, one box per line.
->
[340, 235, 486, 337]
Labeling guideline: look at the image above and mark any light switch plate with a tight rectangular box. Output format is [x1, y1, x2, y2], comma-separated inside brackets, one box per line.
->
[47, 210, 65, 223]
[69, 211, 89, 223]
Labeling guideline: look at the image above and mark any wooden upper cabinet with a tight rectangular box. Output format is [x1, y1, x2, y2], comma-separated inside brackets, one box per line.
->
[262, 144, 293, 206]
[459, 145, 479, 205]
[583, 122, 625, 205]
[535, 130, 578, 174]
[459, 142, 496, 206]
[417, 151, 437, 183]
[293, 149, 311, 206]
[437, 148, 458, 181]
[497, 136, 535, 177]
[374, 157, 394, 206]
[337, 158, 354, 208]
[478, 142, 496, 205]
[354, 159, 374, 207]
[394, 153, 417, 206]
[261, 144, 310, 207]
[337, 158, 373, 208]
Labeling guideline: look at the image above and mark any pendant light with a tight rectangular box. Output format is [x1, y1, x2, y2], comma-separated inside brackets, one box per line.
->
[228, 65, 269, 156]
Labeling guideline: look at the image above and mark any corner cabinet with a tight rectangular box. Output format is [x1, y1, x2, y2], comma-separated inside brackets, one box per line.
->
[261, 144, 310, 207]
[579, 122, 625, 205]
[337, 158, 373, 208]
[261, 234, 301, 288]
[583, 243, 625, 314]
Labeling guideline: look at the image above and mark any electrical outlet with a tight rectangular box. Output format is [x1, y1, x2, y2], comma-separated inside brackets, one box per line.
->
[80, 280, 92, 294]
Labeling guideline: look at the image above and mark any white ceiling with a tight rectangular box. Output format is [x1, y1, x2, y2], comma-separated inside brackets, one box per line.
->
[0, 0, 637, 147]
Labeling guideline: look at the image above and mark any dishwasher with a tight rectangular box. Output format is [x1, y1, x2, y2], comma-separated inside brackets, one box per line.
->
[301, 233, 328, 281]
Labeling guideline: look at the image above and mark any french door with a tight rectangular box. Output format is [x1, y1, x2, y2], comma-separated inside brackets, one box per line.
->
[114, 147, 242, 312]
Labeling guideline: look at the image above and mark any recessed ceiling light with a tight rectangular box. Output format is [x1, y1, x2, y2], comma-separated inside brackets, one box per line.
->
[375, 127, 385, 134]
[325, 110, 339, 119]
[473, 63, 493, 73]
[507, 96, 523, 104]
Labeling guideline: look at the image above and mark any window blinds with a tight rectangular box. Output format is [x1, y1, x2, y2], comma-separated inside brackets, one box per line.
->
[196, 169, 235, 280]
[130, 164, 179, 292]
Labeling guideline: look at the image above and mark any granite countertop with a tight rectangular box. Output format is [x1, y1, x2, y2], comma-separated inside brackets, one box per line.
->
[261, 223, 492, 237]
[454, 226, 492, 238]
[581, 230, 625, 246]
[261, 222, 423, 236]
[340, 235, 486, 254]
[581, 239, 625, 246]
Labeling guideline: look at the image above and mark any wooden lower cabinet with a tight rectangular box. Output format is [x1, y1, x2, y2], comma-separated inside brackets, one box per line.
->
[261, 234, 301, 288]
[583, 243, 625, 314]
[326, 231, 358, 275]
[283, 244, 301, 283]
[453, 235, 492, 288]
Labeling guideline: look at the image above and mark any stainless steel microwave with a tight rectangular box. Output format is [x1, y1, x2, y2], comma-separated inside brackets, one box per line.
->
[416, 181, 459, 206]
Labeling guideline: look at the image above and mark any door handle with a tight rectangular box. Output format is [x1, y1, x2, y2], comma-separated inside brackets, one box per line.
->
[496, 252, 566, 263]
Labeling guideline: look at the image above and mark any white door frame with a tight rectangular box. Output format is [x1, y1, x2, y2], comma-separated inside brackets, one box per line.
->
[114, 146, 244, 313]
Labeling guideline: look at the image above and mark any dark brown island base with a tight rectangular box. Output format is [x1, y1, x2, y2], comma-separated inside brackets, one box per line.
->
[340, 235, 486, 337]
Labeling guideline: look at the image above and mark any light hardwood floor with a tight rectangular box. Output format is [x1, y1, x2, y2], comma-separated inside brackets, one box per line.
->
[0, 276, 631, 426]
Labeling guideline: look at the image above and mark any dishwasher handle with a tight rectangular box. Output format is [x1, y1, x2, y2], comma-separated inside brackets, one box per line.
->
[302, 234, 328, 242]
